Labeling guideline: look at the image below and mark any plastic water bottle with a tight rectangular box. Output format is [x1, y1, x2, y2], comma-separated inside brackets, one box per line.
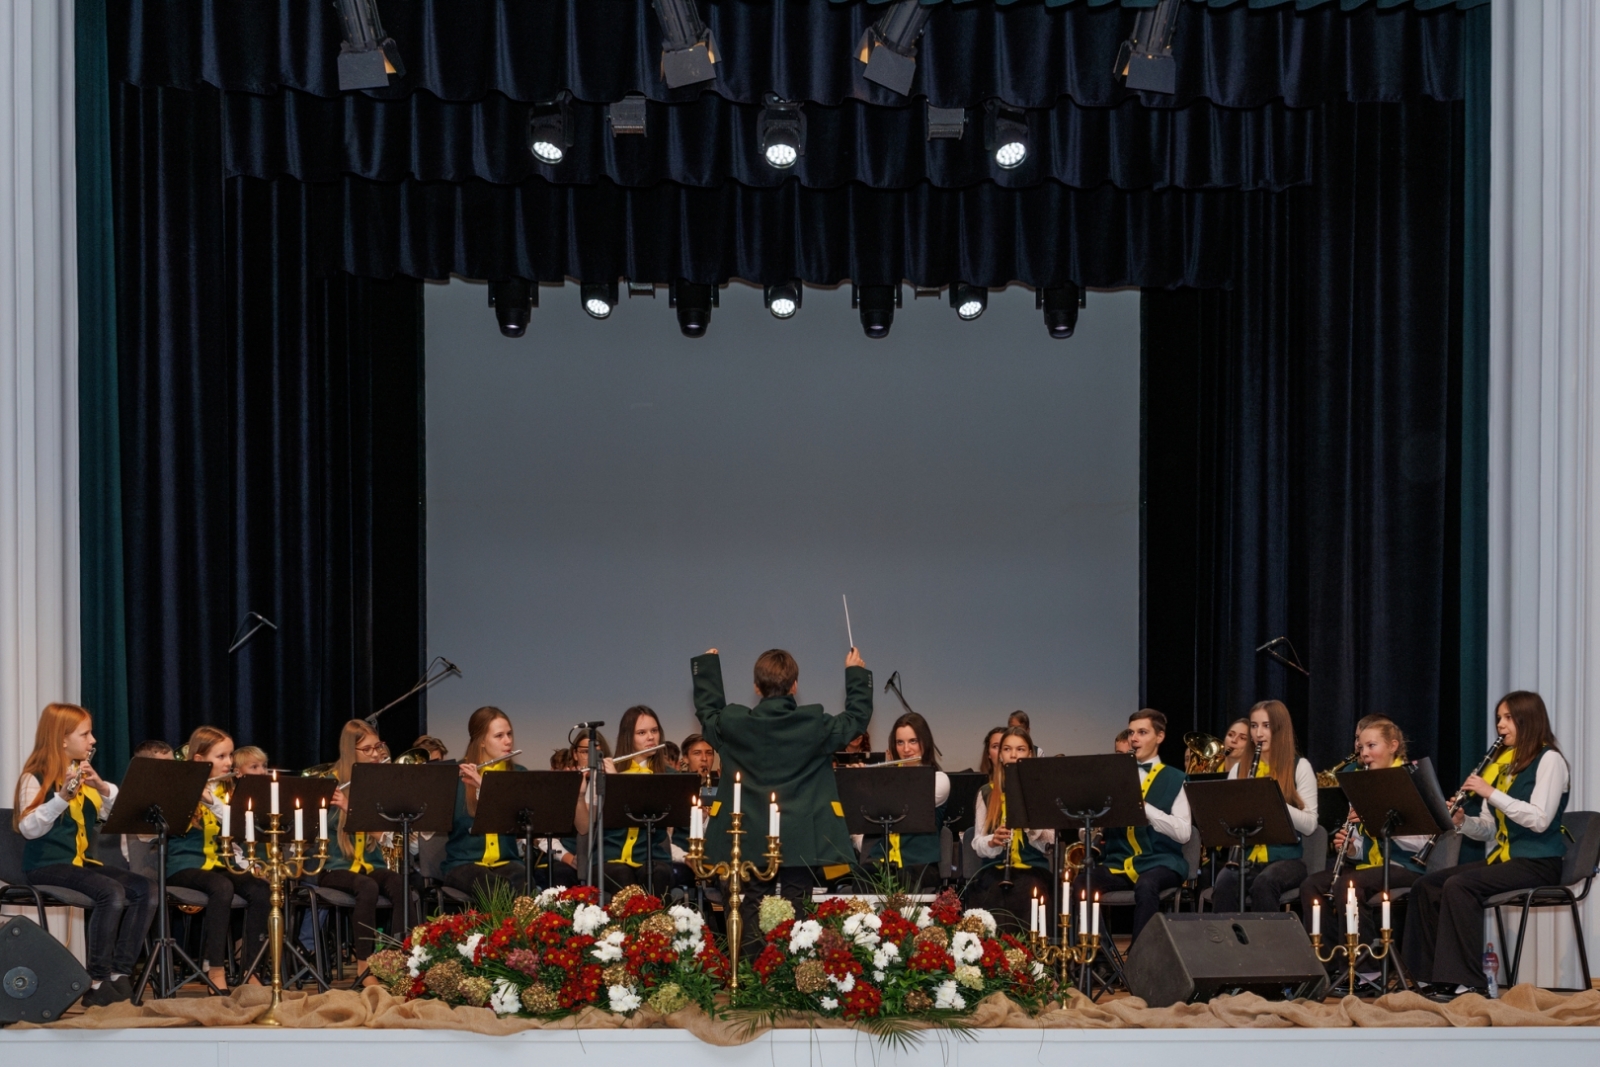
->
[1483, 941, 1500, 998]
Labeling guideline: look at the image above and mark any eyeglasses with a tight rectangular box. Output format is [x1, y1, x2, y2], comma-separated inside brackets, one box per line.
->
[355, 744, 384, 755]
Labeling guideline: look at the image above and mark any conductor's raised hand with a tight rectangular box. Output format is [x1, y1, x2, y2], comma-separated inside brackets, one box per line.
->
[705, 648, 718, 656]
[846, 646, 865, 668]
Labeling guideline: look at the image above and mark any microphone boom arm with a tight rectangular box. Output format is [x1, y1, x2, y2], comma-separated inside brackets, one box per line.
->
[365, 656, 461, 727]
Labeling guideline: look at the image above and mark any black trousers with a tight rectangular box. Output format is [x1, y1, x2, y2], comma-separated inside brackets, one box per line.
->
[442, 861, 527, 900]
[317, 868, 412, 959]
[1298, 864, 1422, 946]
[964, 867, 1053, 935]
[1073, 863, 1183, 941]
[1213, 859, 1307, 913]
[26, 863, 155, 980]
[603, 859, 674, 895]
[736, 865, 851, 954]
[167, 866, 270, 972]
[1401, 856, 1563, 987]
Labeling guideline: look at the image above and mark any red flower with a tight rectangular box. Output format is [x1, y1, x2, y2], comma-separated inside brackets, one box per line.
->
[979, 939, 1007, 975]
[561, 885, 600, 905]
[530, 910, 573, 945]
[928, 890, 963, 926]
[814, 898, 855, 921]
[751, 943, 786, 980]
[822, 948, 863, 979]
[840, 981, 882, 1019]
[612, 892, 663, 920]
[698, 941, 730, 979]
[766, 918, 795, 943]
[408, 977, 426, 999]
[907, 941, 954, 973]
[625, 930, 675, 973]
[877, 910, 917, 946]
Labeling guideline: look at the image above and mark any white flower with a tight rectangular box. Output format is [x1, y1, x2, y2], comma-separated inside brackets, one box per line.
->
[669, 904, 705, 935]
[457, 933, 485, 962]
[951, 931, 983, 965]
[819, 996, 839, 1011]
[787, 919, 823, 956]
[914, 906, 934, 929]
[490, 979, 521, 1016]
[1030, 961, 1046, 980]
[954, 964, 984, 990]
[828, 972, 856, 993]
[608, 984, 642, 1013]
[933, 979, 966, 1011]
[537, 886, 563, 905]
[572, 903, 612, 936]
[842, 911, 882, 948]
[671, 935, 704, 955]
[406, 944, 430, 977]
[871, 942, 899, 972]
[873, 970, 886, 982]
[591, 930, 626, 963]
[960, 908, 997, 936]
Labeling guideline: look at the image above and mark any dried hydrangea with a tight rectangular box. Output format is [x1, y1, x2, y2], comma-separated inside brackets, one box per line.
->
[904, 989, 933, 1013]
[602, 963, 631, 987]
[954, 964, 985, 990]
[640, 912, 677, 939]
[956, 915, 988, 935]
[611, 885, 644, 908]
[758, 895, 796, 933]
[794, 959, 829, 994]
[913, 925, 949, 947]
[1004, 948, 1027, 972]
[368, 948, 408, 984]
[647, 982, 689, 1015]
[521, 982, 560, 1014]
[458, 975, 493, 1007]
[512, 895, 541, 925]
[846, 898, 874, 916]
[423, 959, 465, 1002]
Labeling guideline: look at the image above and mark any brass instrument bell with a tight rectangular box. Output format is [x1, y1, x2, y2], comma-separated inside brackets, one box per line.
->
[301, 761, 339, 778]
[1316, 749, 1359, 788]
[393, 747, 432, 764]
[1183, 732, 1226, 774]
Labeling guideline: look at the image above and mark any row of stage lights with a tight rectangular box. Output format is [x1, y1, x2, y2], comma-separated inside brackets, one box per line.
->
[485, 280, 1085, 341]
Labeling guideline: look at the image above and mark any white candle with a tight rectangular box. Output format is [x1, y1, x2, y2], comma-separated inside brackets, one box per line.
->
[1079, 892, 1087, 934]
[1092, 892, 1100, 934]
[1346, 884, 1358, 934]
[690, 799, 702, 839]
[319, 799, 328, 840]
[220, 800, 230, 840]
[770, 793, 780, 836]
[1381, 893, 1391, 932]
[270, 772, 280, 815]
[245, 800, 255, 843]
[1311, 897, 1321, 937]
[294, 800, 304, 841]
[733, 772, 741, 815]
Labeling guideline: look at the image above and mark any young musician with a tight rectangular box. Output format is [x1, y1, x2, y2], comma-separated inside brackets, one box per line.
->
[977, 726, 1006, 776]
[13, 703, 155, 1007]
[1073, 710, 1191, 940]
[575, 705, 673, 891]
[1221, 718, 1251, 774]
[411, 735, 449, 760]
[1403, 691, 1571, 998]
[691, 646, 872, 944]
[681, 734, 717, 776]
[857, 712, 950, 891]
[1212, 700, 1318, 911]
[1008, 711, 1042, 756]
[132, 739, 173, 759]
[968, 727, 1055, 931]
[166, 726, 272, 991]
[322, 720, 414, 983]
[1297, 717, 1428, 944]
[1113, 729, 1133, 755]
[232, 746, 269, 776]
[443, 706, 529, 896]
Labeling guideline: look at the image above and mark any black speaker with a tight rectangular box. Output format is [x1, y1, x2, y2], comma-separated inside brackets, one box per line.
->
[0, 916, 90, 1023]
[1124, 913, 1329, 1007]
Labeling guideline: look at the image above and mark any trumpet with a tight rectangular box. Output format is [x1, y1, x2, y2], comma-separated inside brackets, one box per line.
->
[1316, 748, 1360, 788]
[1184, 732, 1227, 774]
[1414, 736, 1506, 865]
[302, 761, 339, 778]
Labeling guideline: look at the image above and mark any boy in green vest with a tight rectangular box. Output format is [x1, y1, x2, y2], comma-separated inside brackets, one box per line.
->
[1070, 709, 1191, 940]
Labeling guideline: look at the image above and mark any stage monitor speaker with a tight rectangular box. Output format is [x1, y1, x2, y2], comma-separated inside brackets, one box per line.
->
[0, 916, 90, 1023]
[1125, 913, 1329, 1007]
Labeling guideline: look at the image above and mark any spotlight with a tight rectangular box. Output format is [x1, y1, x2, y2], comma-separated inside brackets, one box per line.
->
[1037, 283, 1083, 340]
[758, 94, 805, 169]
[488, 279, 537, 338]
[581, 281, 619, 319]
[626, 280, 656, 299]
[926, 105, 966, 141]
[764, 281, 802, 320]
[334, 0, 405, 91]
[985, 100, 1030, 170]
[1114, 0, 1180, 95]
[855, 0, 931, 98]
[607, 94, 648, 137]
[653, 0, 720, 89]
[670, 279, 718, 338]
[852, 284, 902, 339]
[529, 94, 572, 165]
[950, 284, 987, 321]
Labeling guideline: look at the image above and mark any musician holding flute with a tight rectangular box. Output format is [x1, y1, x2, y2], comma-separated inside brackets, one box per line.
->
[12, 703, 155, 1007]
[1403, 691, 1571, 998]
[573, 705, 675, 891]
[854, 711, 950, 892]
[442, 706, 532, 897]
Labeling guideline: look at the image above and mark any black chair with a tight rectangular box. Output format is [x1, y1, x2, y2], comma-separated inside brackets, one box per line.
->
[297, 877, 391, 983]
[123, 832, 251, 983]
[0, 807, 96, 924]
[1486, 810, 1600, 991]
[1278, 825, 1328, 909]
[414, 833, 469, 912]
[1367, 828, 1461, 909]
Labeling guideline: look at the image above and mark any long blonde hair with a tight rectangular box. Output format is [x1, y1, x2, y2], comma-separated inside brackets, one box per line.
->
[13, 703, 92, 827]
[1249, 700, 1304, 809]
[982, 726, 1033, 833]
[463, 706, 512, 816]
[334, 720, 378, 859]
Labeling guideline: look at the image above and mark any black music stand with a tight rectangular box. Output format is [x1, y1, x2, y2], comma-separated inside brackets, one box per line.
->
[941, 771, 987, 885]
[1184, 778, 1298, 915]
[471, 770, 581, 895]
[229, 775, 338, 988]
[1335, 759, 1453, 991]
[600, 774, 699, 898]
[834, 766, 938, 880]
[1009, 755, 1147, 999]
[104, 757, 214, 1002]
[347, 762, 457, 936]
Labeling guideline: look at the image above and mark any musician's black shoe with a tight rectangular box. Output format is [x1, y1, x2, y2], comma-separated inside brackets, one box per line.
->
[105, 975, 134, 1003]
[79, 982, 119, 1009]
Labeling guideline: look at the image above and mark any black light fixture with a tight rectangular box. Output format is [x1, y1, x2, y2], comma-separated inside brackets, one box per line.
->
[670, 279, 718, 338]
[764, 281, 802, 320]
[758, 94, 805, 170]
[529, 94, 572, 165]
[856, 0, 931, 98]
[1037, 283, 1083, 340]
[985, 100, 1030, 170]
[334, 0, 404, 91]
[950, 284, 988, 321]
[1114, 0, 1180, 95]
[626, 280, 656, 300]
[488, 279, 537, 338]
[653, 0, 720, 89]
[581, 281, 619, 319]
[926, 105, 965, 141]
[607, 94, 648, 137]
[852, 284, 902, 339]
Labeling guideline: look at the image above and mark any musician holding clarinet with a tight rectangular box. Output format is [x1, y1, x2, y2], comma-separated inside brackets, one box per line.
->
[1213, 700, 1319, 912]
[1403, 691, 1571, 999]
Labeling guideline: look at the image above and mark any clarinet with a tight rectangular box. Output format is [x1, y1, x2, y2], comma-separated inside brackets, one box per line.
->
[1226, 743, 1263, 867]
[1413, 736, 1507, 865]
[1325, 809, 1361, 899]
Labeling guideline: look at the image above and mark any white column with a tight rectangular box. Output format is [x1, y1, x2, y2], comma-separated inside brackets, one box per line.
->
[0, 0, 80, 790]
[1489, 0, 1600, 991]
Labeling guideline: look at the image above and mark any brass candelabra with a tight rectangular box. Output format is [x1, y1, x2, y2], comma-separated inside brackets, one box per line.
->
[1029, 913, 1101, 995]
[220, 813, 327, 1026]
[1312, 929, 1394, 996]
[684, 810, 780, 990]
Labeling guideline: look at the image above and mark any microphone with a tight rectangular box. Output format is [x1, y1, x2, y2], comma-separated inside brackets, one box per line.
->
[227, 611, 278, 654]
[1255, 635, 1310, 678]
[439, 657, 462, 675]
[573, 721, 607, 730]
[1255, 635, 1286, 653]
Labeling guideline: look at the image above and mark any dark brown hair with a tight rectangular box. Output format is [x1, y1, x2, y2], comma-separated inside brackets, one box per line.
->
[133, 738, 173, 758]
[1007, 710, 1031, 730]
[978, 726, 1006, 776]
[983, 727, 1035, 832]
[889, 711, 941, 771]
[615, 705, 668, 772]
[463, 706, 513, 815]
[1129, 708, 1168, 735]
[1497, 690, 1561, 774]
[754, 649, 799, 698]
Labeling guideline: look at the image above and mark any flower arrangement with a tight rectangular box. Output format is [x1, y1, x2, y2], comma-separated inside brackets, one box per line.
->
[738, 889, 1047, 1020]
[369, 884, 728, 1018]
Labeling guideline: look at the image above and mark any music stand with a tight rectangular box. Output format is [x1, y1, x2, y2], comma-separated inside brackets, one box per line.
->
[103, 756, 215, 1002]
[834, 766, 938, 880]
[600, 774, 699, 898]
[471, 770, 581, 895]
[228, 776, 338, 987]
[346, 762, 457, 936]
[941, 771, 987, 885]
[1184, 778, 1299, 914]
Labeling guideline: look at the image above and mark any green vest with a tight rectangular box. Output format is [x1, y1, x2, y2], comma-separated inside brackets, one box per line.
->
[1487, 747, 1569, 863]
[1241, 760, 1303, 864]
[1101, 762, 1188, 881]
[324, 806, 389, 874]
[602, 766, 673, 867]
[168, 788, 228, 875]
[977, 784, 1050, 872]
[442, 765, 526, 874]
[22, 783, 105, 871]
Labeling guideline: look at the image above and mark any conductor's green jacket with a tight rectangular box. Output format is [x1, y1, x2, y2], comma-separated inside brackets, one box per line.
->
[691, 652, 873, 873]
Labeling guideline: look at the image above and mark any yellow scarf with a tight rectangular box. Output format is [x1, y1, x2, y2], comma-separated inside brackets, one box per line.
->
[1113, 764, 1164, 881]
[1483, 747, 1517, 865]
[65, 785, 105, 867]
[617, 762, 652, 866]
[1360, 757, 1406, 868]
[1246, 759, 1275, 864]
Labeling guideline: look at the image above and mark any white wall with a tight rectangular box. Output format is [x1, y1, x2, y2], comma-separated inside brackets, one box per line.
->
[424, 281, 1141, 768]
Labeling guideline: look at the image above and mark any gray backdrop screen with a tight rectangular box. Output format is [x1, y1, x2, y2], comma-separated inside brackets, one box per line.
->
[424, 281, 1140, 768]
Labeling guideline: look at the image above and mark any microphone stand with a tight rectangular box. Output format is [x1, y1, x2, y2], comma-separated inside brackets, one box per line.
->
[1254, 636, 1310, 678]
[884, 671, 916, 715]
[582, 724, 607, 905]
[364, 657, 460, 728]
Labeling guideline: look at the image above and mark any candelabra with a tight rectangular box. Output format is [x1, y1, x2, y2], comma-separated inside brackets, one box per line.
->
[1029, 912, 1101, 995]
[1312, 929, 1394, 997]
[684, 810, 780, 990]
[220, 811, 327, 1026]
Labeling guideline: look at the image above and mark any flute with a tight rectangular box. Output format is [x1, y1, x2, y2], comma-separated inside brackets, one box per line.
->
[613, 742, 669, 768]
[846, 755, 922, 768]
